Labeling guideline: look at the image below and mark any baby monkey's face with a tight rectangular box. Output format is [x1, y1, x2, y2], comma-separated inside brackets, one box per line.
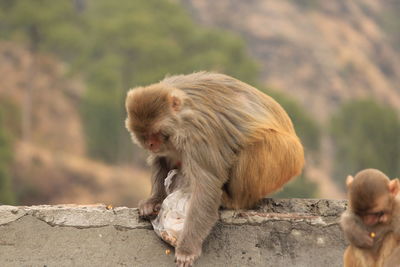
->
[346, 169, 400, 227]
[358, 194, 393, 226]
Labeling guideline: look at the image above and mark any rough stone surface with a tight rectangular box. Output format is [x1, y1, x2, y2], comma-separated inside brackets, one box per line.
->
[0, 199, 348, 267]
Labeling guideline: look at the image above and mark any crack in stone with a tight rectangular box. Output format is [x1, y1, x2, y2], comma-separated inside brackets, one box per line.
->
[0, 200, 346, 230]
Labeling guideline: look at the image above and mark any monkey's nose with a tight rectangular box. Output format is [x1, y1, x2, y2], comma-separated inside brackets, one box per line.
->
[148, 143, 160, 153]
[146, 140, 154, 149]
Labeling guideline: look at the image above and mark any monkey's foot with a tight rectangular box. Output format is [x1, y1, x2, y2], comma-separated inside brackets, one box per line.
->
[175, 250, 199, 267]
[138, 199, 161, 219]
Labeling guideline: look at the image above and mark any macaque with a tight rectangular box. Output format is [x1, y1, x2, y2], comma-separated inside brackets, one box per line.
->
[125, 72, 304, 266]
[340, 169, 400, 267]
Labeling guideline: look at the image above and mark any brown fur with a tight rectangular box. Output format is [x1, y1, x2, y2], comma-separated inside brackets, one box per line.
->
[125, 72, 304, 266]
[349, 169, 392, 215]
[341, 169, 400, 267]
[343, 232, 400, 267]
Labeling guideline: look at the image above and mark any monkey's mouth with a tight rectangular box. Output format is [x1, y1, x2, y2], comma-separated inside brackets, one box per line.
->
[149, 148, 168, 155]
[149, 147, 161, 153]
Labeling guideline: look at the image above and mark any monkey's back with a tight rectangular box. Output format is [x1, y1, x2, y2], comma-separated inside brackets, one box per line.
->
[161, 72, 297, 139]
[161, 72, 304, 208]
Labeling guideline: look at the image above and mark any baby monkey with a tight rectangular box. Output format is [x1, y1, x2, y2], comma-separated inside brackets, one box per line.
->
[340, 168, 400, 267]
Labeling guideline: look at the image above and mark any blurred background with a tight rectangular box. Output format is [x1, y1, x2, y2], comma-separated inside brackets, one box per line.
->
[0, 0, 399, 207]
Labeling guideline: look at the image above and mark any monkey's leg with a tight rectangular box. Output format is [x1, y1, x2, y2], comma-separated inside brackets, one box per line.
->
[345, 245, 376, 267]
[379, 232, 400, 267]
[344, 246, 361, 267]
[383, 246, 400, 267]
[138, 156, 169, 218]
[223, 130, 304, 209]
[343, 246, 354, 267]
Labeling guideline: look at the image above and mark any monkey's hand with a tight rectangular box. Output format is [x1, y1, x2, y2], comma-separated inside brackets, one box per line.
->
[138, 198, 162, 219]
[175, 246, 201, 267]
[340, 211, 374, 248]
[343, 223, 374, 248]
[351, 231, 374, 248]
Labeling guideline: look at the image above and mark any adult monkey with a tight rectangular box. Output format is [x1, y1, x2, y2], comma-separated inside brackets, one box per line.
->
[125, 72, 304, 266]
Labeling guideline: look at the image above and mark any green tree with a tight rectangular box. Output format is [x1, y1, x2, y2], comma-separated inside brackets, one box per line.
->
[80, 0, 259, 163]
[0, 0, 87, 56]
[0, 0, 258, 163]
[273, 174, 318, 198]
[331, 99, 400, 188]
[0, 0, 320, 198]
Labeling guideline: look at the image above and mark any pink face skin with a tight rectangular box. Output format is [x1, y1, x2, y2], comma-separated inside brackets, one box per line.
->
[360, 194, 392, 226]
[362, 212, 388, 226]
[145, 133, 163, 153]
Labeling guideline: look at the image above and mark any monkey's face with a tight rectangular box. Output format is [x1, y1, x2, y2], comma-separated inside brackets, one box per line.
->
[356, 194, 393, 226]
[125, 116, 173, 154]
[125, 86, 179, 155]
[347, 169, 397, 226]
[136, 129, 171, 154]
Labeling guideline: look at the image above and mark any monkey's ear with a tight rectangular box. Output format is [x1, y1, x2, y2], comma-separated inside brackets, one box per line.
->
[389, 178, 400, 196]
[346, 175, 354, 188]
[125, 89, 137, 112]
[169, 90, 184, 112]
[171, 96, 181, 112]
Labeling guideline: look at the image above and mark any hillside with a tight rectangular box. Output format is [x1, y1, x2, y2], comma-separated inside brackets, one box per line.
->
[182, 0, 400, 119]
[3, 0, 399, 202]
[0, 42, 86, 155]
[0, 42, 150, 206]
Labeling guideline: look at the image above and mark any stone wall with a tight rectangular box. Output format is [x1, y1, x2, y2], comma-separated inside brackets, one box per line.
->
[0, 198, 348, 267]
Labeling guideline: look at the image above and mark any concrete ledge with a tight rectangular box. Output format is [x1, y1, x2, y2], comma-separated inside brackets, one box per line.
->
[0, 199, 347, 267]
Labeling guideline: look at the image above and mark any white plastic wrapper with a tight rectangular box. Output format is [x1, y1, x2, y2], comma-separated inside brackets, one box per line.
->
[151, 169, 190, 247]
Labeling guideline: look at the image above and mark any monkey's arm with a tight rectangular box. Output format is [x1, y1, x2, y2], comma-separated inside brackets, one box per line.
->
[340, 211, 374, 248]
[138, 156, 169, 218]
[174, 145, 227, 266]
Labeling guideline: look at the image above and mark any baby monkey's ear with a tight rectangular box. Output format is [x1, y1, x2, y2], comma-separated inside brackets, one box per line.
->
[389, 178, 400, 197]
[346, 175, 354, 188]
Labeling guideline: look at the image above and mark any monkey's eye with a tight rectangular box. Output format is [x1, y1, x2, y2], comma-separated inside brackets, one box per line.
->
[160, 132, 170, 141]
[138, 134, 147, 142]
[371, 211, 384, 218]
[362, 211, 385, 218]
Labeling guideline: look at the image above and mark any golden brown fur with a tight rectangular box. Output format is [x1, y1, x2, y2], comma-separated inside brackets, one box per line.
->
[125, 72, 304, 266]
[343, 232, 400, 267]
